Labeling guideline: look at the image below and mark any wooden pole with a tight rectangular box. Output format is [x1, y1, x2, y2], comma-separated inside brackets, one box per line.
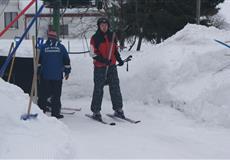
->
[27, 36, 39, 114]
[7, 42, 15, 82]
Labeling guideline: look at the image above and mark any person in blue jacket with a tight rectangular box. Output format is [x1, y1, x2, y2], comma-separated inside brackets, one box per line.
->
[37, 30, 71, 119]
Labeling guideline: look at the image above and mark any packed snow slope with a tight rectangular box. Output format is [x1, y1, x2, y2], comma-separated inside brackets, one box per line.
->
[0, 24, 230, 158]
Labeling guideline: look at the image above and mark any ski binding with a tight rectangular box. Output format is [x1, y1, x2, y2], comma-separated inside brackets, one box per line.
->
[106, 114, 141, 124]
[85, 114, 116, 126]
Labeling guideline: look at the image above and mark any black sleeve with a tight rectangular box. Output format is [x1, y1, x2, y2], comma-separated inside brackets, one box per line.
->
[115, 50, 123, 63]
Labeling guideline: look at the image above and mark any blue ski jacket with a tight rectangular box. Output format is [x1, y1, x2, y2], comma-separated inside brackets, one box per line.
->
[38, 39, 71, 80]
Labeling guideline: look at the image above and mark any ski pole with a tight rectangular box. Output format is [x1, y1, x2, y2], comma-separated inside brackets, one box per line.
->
[214, 39, 230, 49]
[7, 38, 20, 82]
[105, 32, 116, 80]
[0, 0, 36, 37]
[124, 55, 132, 72]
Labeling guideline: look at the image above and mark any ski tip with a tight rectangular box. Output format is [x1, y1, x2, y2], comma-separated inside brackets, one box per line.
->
[110, 122, 116, 126]
[134, 120, 141, 124]
[85, 113, 92, 117]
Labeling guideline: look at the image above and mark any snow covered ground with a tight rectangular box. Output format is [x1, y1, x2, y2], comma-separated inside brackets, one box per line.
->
[1, 23, 230, 158]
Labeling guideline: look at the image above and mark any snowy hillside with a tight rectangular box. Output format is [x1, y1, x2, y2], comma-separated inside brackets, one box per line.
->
[1, 23, 230, 158]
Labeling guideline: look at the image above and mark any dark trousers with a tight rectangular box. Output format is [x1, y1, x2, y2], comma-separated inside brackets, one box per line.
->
[38, 78, 62, 116]
[91, 65, 123, 113]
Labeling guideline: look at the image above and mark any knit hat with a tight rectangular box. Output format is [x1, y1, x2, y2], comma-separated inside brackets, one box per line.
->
[97, 17, 110, 28]
[47, 31, 58, 39]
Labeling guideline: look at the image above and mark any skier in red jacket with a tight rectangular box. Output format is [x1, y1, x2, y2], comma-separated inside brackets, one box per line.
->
[89, 17, 125, 120]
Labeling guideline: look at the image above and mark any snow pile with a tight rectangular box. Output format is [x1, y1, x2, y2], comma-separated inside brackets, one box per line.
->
[0, 79, 74, 158]
[218, 0, 230, 29]
[163, 24, 230, 127]
[120, 24, 230, 127]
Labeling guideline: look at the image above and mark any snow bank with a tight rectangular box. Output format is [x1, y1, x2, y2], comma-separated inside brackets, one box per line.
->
[121, 24, 230, 127]
[0, 79, 75, 158]
[218, 0, 230, 28]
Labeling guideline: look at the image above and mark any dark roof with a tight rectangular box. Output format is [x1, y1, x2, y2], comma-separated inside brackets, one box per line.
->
[43, 0, 93, 8]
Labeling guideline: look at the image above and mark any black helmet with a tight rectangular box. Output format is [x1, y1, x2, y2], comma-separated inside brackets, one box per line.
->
[97, 17, 110, 27]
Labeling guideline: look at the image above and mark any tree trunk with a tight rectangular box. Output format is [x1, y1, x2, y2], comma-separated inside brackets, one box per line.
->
[136, 27, 143, 51]
[128, 36, 136, 51]
[136, 35, 143, 51]
[119, 38, 125, 50]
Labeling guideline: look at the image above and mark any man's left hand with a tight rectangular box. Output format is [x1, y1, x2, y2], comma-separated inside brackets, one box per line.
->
[118, 60, 124, 66]
[65, 74, 69, 80]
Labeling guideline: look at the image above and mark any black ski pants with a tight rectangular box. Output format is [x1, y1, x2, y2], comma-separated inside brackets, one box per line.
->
[91, 65, 123, 113]
[38, 78, 62, 116]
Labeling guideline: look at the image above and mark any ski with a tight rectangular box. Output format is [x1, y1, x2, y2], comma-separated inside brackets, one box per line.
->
[62, 107, 81, 112]
[214, 39, 230, 48]
[46, 110, 76, 115]
[106, 114, 141, 124]
[61, 111, 76, 115]
[45, 106, 80, 113]
[85, 114, 116, 126]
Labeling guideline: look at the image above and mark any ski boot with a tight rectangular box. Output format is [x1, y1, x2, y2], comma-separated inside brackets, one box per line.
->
[51, 114, 64, 119]
[92, 112, 102, 121]
[114, 109, 125, 119]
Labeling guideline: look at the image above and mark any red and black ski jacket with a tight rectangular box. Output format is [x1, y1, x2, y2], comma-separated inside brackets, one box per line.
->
[90, 29, 122, 67]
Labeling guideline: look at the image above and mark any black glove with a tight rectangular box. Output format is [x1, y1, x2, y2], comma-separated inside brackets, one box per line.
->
[64, 67, 71, 80]
[125, 55, 132, 62]
[65, 74, 69, 80]
[118, 60, 124, 66]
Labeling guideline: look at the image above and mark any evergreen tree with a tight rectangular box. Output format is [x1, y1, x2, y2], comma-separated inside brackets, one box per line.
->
[115, 0, 224, 49]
